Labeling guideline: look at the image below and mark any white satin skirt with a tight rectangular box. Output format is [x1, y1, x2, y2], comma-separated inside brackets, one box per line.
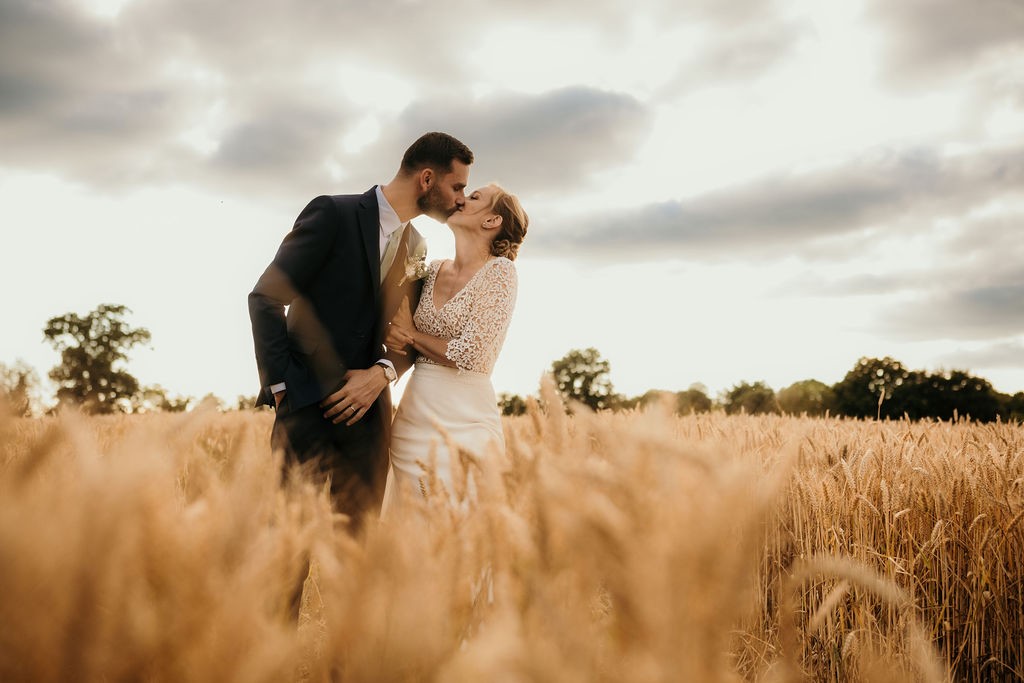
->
[385, 362, 504, 510]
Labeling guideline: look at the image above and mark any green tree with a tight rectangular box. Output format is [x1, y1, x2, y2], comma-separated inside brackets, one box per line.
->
[235, 394, 267, 411]
[196, 393, 225, 412]
[1002, 392, 1024, 422]
[498, 392, 528, 416]
[777, 379, 835, 416]
[132, 385, 192, 413]
[937, 370, 1000, 421]
[550, 347, 619, 411]
[722, 381, 779, 415]
[626, 384, 711, 415]
[676, 385, 712, 414]
[630, 389, 672, 412]
[0, 360, 41, 417]
[890, 369, 1000, 422]
[831, 356, 910, 419]
[43, 304, 151, 414]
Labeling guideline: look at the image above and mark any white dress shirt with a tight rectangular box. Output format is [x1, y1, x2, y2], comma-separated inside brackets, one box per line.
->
[376, 184, 406, 254]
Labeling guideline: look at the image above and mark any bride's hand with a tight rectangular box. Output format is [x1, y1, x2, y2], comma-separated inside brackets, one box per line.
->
[385, 321, 415, 354]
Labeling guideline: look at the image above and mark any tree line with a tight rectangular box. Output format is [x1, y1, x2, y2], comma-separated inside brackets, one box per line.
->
[0, 304, 256, 417]
[499, 347, 1024, 423]
[2, 305, 1022, 423]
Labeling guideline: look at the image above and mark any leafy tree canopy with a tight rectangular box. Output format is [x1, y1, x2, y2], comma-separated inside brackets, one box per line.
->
[43, 304, 151, 414]
[0, 360, 41, 417]
[550, 347, 619, 411]
[778, 379, 835, 417]
[498, 392, 528, 417]
[723, 381, 779, 415]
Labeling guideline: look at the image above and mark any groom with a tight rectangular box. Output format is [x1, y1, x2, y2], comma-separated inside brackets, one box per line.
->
[249, 131, 473, 530]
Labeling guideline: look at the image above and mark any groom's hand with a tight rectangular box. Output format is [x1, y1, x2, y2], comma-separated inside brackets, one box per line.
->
[320, 367, 388, 426]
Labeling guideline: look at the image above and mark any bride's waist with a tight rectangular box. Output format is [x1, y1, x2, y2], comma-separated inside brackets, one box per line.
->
[414, 358, 491, 381]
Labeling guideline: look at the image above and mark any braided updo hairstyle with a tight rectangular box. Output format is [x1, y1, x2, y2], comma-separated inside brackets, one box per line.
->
[487, 184, 529, 261]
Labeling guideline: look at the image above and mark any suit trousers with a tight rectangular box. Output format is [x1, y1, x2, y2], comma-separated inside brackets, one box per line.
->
[271, 401, 388, 532]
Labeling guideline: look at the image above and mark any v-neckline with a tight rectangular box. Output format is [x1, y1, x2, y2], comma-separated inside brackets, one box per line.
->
[430, 258, 495, 312]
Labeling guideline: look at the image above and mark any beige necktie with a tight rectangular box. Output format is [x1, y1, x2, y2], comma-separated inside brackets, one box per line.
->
[380, 224, 405, 284]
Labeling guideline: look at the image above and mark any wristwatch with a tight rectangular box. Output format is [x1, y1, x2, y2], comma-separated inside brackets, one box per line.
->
[375, 361, 397, 383]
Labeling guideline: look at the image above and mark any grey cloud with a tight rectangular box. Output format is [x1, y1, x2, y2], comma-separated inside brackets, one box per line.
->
[123, 0, 472, 85]
[213, 104, 350, 170]
[0, 0, 790, 199]
[1, 0, 659, 197]
[661, 0, 784, 26]
[774, 210, 1024, 339]
[0, 1, 198, 185]
[123, 0, 739, 88]
[937, 214, 1024, 292]
[658, 20, 807, 98]
[869, 209, 1024, 341]
[865, 0, 1024, 86]
[345, 87, 652, 195]
[773, 273, 918, 298]
[532, 142, 1024, 261]
[937, 340, 1024, 371]
[879, 279, 1024, 341]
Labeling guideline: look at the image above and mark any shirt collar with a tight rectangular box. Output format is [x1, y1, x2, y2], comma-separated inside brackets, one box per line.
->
[375, 185, 405, 237]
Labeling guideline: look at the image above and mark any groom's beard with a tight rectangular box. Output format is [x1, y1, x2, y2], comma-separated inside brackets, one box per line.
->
[417, 185, 455, 223]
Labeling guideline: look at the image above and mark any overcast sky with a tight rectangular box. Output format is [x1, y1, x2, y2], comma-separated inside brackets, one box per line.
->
[2, 0, 1023, 405]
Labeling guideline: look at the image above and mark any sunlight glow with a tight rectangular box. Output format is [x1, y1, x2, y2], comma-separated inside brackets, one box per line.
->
[73, 0, 137, 20]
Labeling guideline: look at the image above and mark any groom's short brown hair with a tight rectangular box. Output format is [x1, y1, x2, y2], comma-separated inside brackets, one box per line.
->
[400, 132, 474, 174]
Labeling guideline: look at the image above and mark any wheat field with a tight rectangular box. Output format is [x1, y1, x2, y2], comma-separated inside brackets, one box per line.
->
[1, 381, 1021, 682]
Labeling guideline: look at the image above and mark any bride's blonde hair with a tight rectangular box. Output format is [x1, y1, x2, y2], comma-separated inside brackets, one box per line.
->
[487, 184, 529, 261]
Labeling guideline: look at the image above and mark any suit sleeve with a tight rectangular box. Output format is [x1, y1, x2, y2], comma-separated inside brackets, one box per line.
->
[248, 196, 338, 398]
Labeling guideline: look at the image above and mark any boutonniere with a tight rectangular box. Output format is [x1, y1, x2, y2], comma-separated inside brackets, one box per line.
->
[399, 243, 429, 285]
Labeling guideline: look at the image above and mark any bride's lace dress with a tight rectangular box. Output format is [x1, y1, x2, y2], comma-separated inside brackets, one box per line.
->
[386, 257, 517, 505]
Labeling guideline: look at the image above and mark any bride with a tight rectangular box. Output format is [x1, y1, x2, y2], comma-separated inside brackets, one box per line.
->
[383, 183, 528, 507]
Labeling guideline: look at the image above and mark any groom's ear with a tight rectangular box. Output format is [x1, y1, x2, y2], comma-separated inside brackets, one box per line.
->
[418, 168, 433, 191]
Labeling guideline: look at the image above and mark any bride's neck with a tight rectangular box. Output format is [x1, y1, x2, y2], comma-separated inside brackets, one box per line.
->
[451, 232, 491, 273]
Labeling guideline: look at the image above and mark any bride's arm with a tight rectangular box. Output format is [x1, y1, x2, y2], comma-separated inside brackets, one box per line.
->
[407, 328, 458, 368]
[385, 320, 457, 369]
[386, 259, 517, 373]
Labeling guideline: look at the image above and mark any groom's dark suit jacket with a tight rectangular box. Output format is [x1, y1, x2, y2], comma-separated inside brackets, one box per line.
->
[248, 187, 423, 446]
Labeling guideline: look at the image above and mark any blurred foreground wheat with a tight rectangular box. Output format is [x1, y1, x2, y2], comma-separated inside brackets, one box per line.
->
[1, 383, 1021, 682]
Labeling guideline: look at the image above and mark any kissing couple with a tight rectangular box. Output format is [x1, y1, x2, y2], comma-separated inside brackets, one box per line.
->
[249, 132, 528, 533]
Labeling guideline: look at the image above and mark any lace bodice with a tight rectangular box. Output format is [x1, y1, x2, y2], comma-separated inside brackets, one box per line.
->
[413, 257, 518, 376]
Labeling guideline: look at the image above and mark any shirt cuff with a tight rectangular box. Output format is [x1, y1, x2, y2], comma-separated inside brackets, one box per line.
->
[269, 382, 287, 394]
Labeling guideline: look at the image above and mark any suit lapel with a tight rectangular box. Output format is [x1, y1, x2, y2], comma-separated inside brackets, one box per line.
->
[357, 188, 381, 299]
[380, 224, 412, 324]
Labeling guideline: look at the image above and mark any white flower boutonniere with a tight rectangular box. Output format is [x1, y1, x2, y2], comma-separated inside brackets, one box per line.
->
[400, 243, 429, 285]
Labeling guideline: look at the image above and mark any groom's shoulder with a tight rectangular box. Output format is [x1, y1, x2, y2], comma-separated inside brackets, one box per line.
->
[293, 189, 373, 221]
[323, 187, 376, 210]
[297, 188, 372, 220]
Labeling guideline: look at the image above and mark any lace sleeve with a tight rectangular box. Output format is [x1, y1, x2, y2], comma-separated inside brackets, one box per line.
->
[445, 258, 518, 374]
